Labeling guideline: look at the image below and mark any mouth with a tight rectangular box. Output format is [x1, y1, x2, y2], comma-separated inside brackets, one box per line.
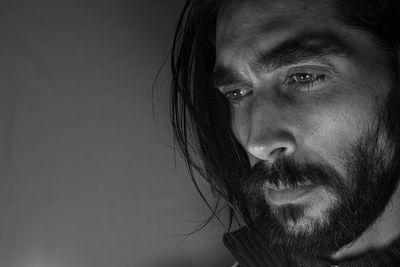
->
[264, 181, 318, 206]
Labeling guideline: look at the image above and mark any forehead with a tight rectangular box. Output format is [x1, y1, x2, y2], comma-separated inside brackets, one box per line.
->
[216, 0, 341, 62]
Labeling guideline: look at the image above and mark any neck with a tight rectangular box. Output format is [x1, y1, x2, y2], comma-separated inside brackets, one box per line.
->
[331, 181, 400, 262]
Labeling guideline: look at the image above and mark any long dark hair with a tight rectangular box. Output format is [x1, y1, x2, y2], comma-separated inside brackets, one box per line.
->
[170, 0, 252, 230]
[169, 0, 400, 231]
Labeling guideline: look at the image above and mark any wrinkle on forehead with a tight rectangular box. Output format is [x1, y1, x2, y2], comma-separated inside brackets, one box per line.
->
[218, 0, 307, 26]
[216, 0, 336, 47]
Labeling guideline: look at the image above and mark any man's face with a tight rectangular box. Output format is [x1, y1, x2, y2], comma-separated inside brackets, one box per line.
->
[213, 0, 400, 257]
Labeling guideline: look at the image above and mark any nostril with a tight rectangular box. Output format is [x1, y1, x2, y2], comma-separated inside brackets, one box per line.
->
[270, 147, 287, 157]
[275, 147, 287, 154]
[246, 134, 297, 162]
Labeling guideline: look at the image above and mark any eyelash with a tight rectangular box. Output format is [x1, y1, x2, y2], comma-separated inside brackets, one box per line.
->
[224, 88, 252, 103]
[223, 72, 326, 104]
[286, 72, 326, 91]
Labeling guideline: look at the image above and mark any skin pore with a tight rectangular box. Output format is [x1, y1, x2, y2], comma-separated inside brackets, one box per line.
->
[213, 0, 400, 262]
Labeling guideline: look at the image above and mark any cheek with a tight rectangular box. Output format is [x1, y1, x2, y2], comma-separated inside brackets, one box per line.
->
[231, 108, 250, 148]
[303, 95, 376, 175]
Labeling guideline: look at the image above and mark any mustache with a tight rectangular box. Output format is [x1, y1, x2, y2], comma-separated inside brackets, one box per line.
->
[241, 159, 342, 197]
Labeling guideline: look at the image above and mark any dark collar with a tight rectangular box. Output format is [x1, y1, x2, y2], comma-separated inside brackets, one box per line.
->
[223, 226, 400, 267]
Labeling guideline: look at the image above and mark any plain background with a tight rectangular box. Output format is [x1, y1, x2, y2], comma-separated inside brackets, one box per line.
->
[0, 0, 234, 266]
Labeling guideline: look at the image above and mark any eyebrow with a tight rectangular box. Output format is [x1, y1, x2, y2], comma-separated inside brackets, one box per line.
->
[211, 32, 353, 89]
[210, 66, 252, 89]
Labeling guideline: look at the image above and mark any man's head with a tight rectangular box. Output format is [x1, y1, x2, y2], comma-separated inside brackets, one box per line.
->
[170, 0, 400, 258]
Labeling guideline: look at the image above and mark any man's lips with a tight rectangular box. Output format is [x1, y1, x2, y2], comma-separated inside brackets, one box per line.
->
[264, 181, 318, 205]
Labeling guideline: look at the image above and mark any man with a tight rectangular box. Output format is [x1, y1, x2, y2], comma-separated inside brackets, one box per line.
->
[169, 0, 400, 266]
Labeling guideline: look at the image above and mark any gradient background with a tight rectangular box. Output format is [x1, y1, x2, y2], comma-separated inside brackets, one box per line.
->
[0, 0, 234, 266]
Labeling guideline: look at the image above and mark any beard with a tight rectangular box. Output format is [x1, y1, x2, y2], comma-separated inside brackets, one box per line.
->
[239, 88, 400, 258]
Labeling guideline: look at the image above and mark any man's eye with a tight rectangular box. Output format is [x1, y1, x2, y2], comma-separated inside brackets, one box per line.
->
[287, 72, 326, 91]
[224, 88, 252, 102]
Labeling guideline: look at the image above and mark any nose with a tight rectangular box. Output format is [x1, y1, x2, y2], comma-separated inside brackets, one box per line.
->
[246, 130, 297, 163]
[244, 99, 297, 164]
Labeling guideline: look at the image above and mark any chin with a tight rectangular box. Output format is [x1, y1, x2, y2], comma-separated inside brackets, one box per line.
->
[270, 188, 339, 235]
